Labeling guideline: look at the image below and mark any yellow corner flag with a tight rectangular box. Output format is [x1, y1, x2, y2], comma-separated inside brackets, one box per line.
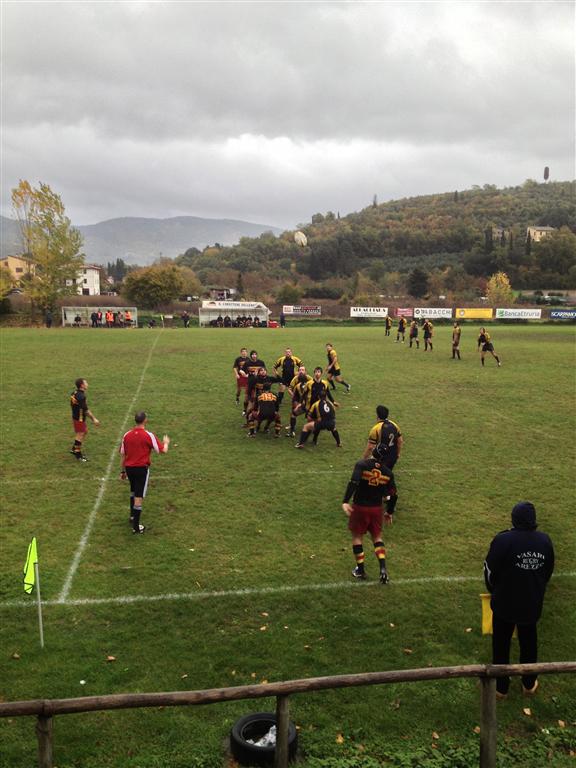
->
[24, 537, 38, 594]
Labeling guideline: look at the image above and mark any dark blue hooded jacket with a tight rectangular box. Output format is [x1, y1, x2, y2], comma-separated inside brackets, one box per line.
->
[483, 502, 555, 624]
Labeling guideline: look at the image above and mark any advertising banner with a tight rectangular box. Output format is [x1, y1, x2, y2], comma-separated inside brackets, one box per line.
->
[283, 305, 322, 316]
[455, 308, 493, 320]
[395, 307, 414, 318]
[495, 308, 542, 319]
[550, 309, 576, 319]
[413, 307, 453, 319]
[350, 306, 389, 318]
[201, 300, 266, 311]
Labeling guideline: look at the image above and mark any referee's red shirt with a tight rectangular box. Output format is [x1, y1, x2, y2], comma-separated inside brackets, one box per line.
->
[120, 427, 165, 467]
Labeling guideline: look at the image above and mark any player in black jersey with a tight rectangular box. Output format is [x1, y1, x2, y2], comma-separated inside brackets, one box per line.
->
[385, 315, 393, 336]
[233, 347, 250, 407]
[423, 319, 434, 351]
[302, 367, 336, 411]
[363, 405, 403, 467]
[342, 445, 397, 583]
[248, 385, 281, 438]
[274, 348, 303, 408]
[478, 328, 501, 367]
[286, 366, 312, 437]
[70, 378, 100, 461]
[296, 391, 341, 448]
[396, 317, 407, 343]
[325, 343, 351, 393]
[409, 320, 419, 349]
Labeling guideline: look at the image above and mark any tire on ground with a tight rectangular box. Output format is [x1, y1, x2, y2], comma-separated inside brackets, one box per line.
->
[230, 711, 298, 766]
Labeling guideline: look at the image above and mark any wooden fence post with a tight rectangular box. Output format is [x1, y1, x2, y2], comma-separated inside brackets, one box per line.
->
[36, 714, 53, 768]
[275, 694, 290, 768]
[479, 677, 497, 768]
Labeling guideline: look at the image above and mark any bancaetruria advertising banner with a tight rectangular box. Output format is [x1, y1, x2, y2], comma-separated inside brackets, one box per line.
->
[413, 307, 453, 319]
[455, 308, 493, 319]
[550, 309, 576, 319]
[350, 307, 389, 318]
[495, 308, 542, 319]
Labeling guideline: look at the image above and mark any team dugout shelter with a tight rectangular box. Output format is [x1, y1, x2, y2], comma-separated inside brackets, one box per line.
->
[198, 300, 271, 327]
[61, 306, 138, 327]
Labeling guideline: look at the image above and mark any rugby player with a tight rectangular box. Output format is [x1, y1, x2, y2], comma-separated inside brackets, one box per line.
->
[296, 390, 341, 448]
[396, 316, 407, 343]
[325, 343, 351, 393]
[423, 319, 434, 352]
[362, 405, 403, 468]
[233, 347, 250, 408]
[385, 315, 393, 337]
[286, 366, 312, 438]
[478, 327, 501, 367]
[409, 320, 420, 349]
[342, 444, 397, 583]
[248, 384, 281, 438]
[70, 378, 100, 461]
[274, 348, 303, 408]
[452, 322, 462, 360]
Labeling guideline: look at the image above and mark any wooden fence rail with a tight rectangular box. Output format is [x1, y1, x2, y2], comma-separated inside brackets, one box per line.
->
[0, 661, 574, 768]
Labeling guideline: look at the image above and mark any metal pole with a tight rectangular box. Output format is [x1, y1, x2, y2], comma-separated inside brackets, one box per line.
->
[36, 714, 53, 768]
[274, 694, 290, 768]
[34, 562, 45, 649]
[479, 677, 497, 768]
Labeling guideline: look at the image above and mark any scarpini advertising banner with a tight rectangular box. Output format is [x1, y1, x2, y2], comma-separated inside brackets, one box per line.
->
[455, 308, 493, 319]
[496, 308, 542, 319]
[283, 305, 322, 316]
[550, 309, 576, 319]
[350, 307, 389, 318]
[395, 307, 414, 318]
[414, 307, 453, 319]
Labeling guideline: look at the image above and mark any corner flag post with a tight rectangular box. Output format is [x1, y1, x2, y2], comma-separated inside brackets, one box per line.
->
[35, 561, 45, 649]
[24, 537, 45, 648]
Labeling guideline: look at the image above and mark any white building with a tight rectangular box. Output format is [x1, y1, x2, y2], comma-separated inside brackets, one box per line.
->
[66, 265, 102, 295]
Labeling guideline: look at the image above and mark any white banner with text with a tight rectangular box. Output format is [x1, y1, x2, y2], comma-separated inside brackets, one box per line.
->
[350, 306, 389, 318]
[495, 308, 542, 319]
[413, 307, 453, 319]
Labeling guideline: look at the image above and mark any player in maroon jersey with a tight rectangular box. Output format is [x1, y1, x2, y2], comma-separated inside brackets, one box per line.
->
[120, 411, 170, 534]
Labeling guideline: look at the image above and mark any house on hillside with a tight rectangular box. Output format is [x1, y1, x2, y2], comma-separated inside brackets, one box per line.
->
[65, 265, 103, 296]
[0, 254, 36, 281]
[208, 286, 237, 300]
[526, 225, 556, 242]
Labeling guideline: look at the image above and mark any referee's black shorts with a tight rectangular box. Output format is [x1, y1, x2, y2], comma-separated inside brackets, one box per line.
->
[125, 466, 150, 497]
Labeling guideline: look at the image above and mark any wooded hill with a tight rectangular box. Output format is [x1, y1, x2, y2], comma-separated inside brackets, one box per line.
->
[177, 181, 576, 294]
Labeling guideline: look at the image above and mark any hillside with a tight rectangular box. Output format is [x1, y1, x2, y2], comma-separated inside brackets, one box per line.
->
[178, 180, 576, 293]
[0, 215, 282, 265]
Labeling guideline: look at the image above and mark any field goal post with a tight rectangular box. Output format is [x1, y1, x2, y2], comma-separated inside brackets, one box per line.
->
[61, 307, 138, 328]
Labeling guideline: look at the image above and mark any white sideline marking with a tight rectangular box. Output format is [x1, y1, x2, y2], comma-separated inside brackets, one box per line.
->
[57, 332, 163, 603]
[4, 572, 574, 610]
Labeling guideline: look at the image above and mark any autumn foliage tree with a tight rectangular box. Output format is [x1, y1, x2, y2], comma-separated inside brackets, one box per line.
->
[122, 264, 185, 309]
[486, 271, 514, 307]
[11, 180, 85, 311]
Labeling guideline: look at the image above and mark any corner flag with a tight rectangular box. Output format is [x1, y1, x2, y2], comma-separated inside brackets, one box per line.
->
[24, 537, 38, 594]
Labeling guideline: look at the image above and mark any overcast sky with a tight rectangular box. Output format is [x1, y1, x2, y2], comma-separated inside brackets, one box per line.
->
[1, 1, 574, 230]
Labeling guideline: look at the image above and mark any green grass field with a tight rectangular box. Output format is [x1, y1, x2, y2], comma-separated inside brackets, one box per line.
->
[1, 324, 575, 767]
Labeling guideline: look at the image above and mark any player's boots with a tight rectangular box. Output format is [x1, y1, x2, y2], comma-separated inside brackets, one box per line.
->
[379, 565, 389, 585]
[352, 566, 366, 580]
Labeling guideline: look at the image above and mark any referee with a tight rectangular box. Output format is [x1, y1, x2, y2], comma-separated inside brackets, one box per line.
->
[120, 411, 170, 534]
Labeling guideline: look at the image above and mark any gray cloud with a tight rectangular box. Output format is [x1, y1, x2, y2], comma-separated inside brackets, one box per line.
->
[2, 1, 574, 228]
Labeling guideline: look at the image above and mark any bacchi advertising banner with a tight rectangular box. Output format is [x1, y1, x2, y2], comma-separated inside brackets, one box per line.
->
[350, 307, 389, 318]
[413, 307, 453, 319]
[495, 308, 542, 319]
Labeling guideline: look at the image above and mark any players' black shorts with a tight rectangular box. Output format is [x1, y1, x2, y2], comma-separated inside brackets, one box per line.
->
[126, 466, 150, 497]
[329, 368, 341, 377]
[314, 420, 336, 432]
[482, 342, 494, 352]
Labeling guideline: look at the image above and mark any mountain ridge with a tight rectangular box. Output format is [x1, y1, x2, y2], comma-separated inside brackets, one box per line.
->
[0, 214, 282, 265]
